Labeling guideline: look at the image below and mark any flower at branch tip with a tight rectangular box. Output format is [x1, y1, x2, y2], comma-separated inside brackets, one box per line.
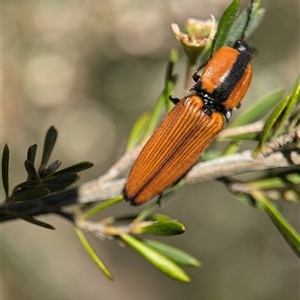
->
[171, 16, 217, 65]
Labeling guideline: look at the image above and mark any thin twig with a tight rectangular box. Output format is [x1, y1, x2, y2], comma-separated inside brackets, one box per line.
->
[259, 124, 300, 156]
[185, 150, 300, 184]
[96, 144, 143, 183]
[75, 218, 130, 240]
[218, 121, 264, 138]
[75, 219, 109, 240]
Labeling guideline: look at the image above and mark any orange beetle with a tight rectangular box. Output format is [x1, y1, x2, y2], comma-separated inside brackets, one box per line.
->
[124, 1, 254, 205]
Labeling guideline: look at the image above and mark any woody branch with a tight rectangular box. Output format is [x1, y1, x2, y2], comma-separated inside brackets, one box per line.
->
[0, 125, 299, 223]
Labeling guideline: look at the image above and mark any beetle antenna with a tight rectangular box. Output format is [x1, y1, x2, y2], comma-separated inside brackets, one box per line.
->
[241, 0, 254, 41]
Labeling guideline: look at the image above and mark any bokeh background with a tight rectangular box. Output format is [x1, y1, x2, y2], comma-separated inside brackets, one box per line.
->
[2, 0, 299, 299]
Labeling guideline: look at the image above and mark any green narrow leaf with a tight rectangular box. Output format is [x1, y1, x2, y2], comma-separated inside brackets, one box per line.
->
[286, 173, 300, 185]
[75, 227, 114, 280]
[39, 126, 57, 171]
[2, 144, 10, 199]
[252, 191, 300, 257]
[51, 161, 93, 177]
[143, 239, 201, 267]
[133, 181, 185, 223]
[229, 90, 284, 128]
[233, 191, 256, 207]
[222, 140, 241, 156]
[164, 49, 178, 113]
[24, 160, 38, 180]
[165, 49, 178, 85]
[4, 209, 55, 229]
[253, 95, 290, 156]
[145, 49, 178, 137]
[165, 75, 177, 113]
[132, 220, 185, 236]
[134, 201, 162, 223]
[248, 177, 286, 190]
[272, 79, 300, 137]
[150, 214, 172, 222]
[126, 113, 151, 151]
[81, 195, 124, 220]
[13, 186, 50, 201]
[213, 0, 240, 52]
[226, 0, 265, 46]
[289, 110, 300, 130]
[201, 149, 222, 161]
[42, 173, 79, 192]
[290, 76, 300, 105]
[12, 179, 41, 191]
[43, 173, 78, 183]
[199, 38, 214, 66]
[223, 132, 259, 141]
[27, 145, 38, 180]
[144, 91, 165, 138]
[27, 144, 37, 166]
[121, 233, 190, 282]
[160, 179, 185, 199]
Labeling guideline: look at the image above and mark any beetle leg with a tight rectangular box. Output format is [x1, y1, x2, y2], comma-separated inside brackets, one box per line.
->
[192, 61, 208, 82]
[193, 36, 218, 83]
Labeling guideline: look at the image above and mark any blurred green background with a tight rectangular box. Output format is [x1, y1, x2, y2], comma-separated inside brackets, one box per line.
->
[2, 0, 299, 299]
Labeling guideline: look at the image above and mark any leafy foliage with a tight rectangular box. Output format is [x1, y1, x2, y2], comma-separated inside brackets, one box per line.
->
[1, 126, 93, 227]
